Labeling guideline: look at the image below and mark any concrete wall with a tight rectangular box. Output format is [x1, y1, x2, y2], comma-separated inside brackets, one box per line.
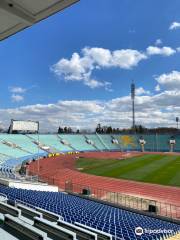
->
[0, 178, 58, 192]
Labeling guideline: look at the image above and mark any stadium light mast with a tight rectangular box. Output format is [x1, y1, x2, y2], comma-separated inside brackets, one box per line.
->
[131, 80, 135, 129]
[176, 117, 179, 129]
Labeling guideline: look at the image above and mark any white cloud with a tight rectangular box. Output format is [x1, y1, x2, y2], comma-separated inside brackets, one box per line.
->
[51, 51, 112, 90]
[136, 87, 150, 96]
[111, 49, 147, 69]
[51, 47, 147, 90]
[0, 87, 180, 131]
[155, 70, 180, 90]
[146, 46, 176, 56]
[155, 84, 161, 92]
[155, 39, 162, 46]
[9, 87, 27, 94]
[51, 45, 176, 90]
[83, 47, 147, 69]
[11, 94, 24, 102]
[83, 47, 112, 67]
[9, 86, 27, 103]
[169, 21, 180, 30]
[176, 47, 180, 52]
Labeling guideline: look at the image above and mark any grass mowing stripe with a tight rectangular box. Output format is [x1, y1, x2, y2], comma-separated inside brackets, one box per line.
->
[77, 155, 143, 170]
[97, 155, 164, 178]
[78, 155, 161, 176]
[119, 155, 176, 181]
[76, 154, 180, 187]
[142, 156, 180, 186]
[141, 155, 177, 182]
[76, 158, 118, 170]
[82, 160, 128, 175]
[169, 170, 180, 186]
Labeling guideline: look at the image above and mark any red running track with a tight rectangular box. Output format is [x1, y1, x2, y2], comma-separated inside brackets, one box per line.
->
[28, 151, 180, 206]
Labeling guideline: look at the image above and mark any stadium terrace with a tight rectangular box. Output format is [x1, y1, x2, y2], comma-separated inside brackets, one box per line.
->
[0, 1, 179, 240]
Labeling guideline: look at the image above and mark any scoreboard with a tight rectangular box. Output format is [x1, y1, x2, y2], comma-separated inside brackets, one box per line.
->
[11, 120, 39, 132]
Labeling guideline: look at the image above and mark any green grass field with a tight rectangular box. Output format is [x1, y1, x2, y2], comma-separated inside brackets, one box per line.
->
[76, 154, 180, 187]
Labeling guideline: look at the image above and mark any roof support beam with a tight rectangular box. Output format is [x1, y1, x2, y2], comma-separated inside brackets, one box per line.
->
[0, 0, 35, 25]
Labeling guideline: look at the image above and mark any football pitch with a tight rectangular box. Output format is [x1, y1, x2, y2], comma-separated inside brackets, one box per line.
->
[76, 154, 180, 187]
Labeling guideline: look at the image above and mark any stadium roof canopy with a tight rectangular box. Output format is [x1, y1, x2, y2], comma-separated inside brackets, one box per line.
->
[0, 0, 79, 41]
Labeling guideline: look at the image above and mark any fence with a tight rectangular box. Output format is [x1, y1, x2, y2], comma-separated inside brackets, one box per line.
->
[61, 181, 180, 221]
[0, 168, 39, 182]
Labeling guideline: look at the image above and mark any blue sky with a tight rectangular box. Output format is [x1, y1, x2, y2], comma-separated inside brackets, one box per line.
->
[0, 0, 180, 131]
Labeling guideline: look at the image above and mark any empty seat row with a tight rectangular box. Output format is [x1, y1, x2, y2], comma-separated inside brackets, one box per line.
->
[0, 198, 111, 240]
[0, 166, 17, 179]
[0, 186, 179, 240]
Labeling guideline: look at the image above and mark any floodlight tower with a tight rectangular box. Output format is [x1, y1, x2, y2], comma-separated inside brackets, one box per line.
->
[131, 81, 135, 129]
[176, 117, 179, 129]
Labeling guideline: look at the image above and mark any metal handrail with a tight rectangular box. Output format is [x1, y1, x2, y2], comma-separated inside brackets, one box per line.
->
[63, 181, 180, 221]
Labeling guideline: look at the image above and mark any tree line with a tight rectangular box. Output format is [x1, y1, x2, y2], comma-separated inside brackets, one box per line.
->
[95, 123, 179, 134]
[57, 124, 179, 134]
[1, 124, 179, 134]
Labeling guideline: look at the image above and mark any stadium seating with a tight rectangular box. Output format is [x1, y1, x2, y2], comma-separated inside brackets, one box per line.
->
[0, 134, 179, 172]
[0, 134, 45, 155]
[0, 186, 179, 240]
[85, 134, 106, 150]
[0, 141, 26, 158]
[117, 135, 140, 151]
[60, 134, 96, 151]
[0, 133, 179, 157]
[0, 166, 16, 179]
[140, 135, 156, 152]
[140, 134, 170, 152]
[0, 153, 9, 166]
[29, 134, 73, 152]
[174, 135, 180, 152]
[57, 134, 77, 151]
[99, 135, 121, 150]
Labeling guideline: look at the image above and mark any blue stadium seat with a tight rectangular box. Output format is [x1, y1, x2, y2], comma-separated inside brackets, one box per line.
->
[0, 186, 179, 240]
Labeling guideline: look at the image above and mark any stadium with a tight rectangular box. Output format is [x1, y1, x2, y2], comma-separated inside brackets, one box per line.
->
[0, 1, 179, 240]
